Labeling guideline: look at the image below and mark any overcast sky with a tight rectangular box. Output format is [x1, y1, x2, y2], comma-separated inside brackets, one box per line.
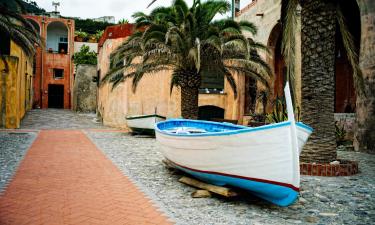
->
[33, 0, 253, 22]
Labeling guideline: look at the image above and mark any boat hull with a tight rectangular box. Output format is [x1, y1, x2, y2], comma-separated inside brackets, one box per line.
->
[126, 114, 166, 134]
[155, 119, 312, 206]
[170, 160, 299, 207]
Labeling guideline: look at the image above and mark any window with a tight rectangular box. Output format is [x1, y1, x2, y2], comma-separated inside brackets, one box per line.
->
[0, 32, 11, 55]
[59, 37, 68, 43]
[199, 70, 224, 94]
[53, 69, 64, 79]
[58, 36, 68, 54]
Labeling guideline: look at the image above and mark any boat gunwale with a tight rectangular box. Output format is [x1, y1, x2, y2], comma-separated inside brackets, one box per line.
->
[126, 114, 167, 120]
[155, 119, 313, 137]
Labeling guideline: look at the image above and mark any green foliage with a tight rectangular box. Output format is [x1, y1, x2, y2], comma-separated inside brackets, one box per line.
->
[0, 0, 42, 57]
[103, 0, 272, 96]
[266, 96, 300, 123]
[118, 19, 129, 24]
[74, 18, 113, 34]
[72, 45, 97, 65]
[75, 30, 88, 39]
[335, 121, 347, 145]
[94, 30, 104, 40]
[0, 0, 45, 14]
[266, 97, 288, 123]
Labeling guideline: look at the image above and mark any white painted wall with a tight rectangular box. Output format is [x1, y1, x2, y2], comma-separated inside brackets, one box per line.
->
[74, 42, 98, 53]
[46, 23, 68, 52]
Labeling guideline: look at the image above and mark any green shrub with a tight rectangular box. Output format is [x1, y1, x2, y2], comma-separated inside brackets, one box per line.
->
[266, 96, 300, 123]
[72, 45, 97, 65]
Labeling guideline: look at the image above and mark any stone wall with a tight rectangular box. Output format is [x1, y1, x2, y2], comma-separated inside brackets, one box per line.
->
[236, 0, 282, 44]
[73, 64, 97, 112]
[355, 0, 375, 152]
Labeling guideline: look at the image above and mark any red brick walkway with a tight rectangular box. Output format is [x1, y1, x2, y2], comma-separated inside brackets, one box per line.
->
[0, 130, 173, 225]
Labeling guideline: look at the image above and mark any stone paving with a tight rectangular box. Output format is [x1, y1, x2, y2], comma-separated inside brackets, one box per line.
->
[0, 132, 37, 192]
[0, 110, 173, 225]
[1, 109, 374, 225]
[87, 132, 375, 225]
[20, 109, 105, 130]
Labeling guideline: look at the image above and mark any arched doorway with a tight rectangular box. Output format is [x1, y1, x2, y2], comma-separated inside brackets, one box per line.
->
[334, 0, 360, 113]
[198, 105, 224, 121]
[46, 21, 68, 54]
[267, 23, 286, 99]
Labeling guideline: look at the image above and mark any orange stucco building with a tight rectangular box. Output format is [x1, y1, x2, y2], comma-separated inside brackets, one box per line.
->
[24, 15, 75, 109]
[97, 24, 246, 129]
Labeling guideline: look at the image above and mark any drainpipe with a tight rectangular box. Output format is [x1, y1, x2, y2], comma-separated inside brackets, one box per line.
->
[40, 16, 45, 108]
[68, 19, 73, 109]
[1, 69, 6, 127]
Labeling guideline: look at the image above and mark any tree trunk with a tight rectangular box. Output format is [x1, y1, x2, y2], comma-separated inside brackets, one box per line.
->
[177, 69, 201, 119]
[354, 0, 375, 153]
[300, 0, 337, 163]
[181, 86, 199, 119]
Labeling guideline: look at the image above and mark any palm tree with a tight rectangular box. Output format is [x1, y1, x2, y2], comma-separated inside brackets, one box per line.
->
[281, 0, 363, 162]
[0, 0, 42, 71]
[103, 0, 271, 119]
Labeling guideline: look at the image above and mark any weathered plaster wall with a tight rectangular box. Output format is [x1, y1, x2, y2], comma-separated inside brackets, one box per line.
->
[0, 42, 33, 128]
[97, 37, 246, 129]
[97, 38, 181, 129]
[73, 64, 97, 112]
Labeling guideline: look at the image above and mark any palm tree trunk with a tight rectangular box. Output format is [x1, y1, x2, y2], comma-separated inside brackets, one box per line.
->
[300, 0, 337, 163]
[181, 86, 199, 119]
[354, 0, 375, 153]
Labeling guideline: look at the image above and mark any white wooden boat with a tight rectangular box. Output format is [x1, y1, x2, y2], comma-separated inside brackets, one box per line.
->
[155, 83, 313, 206]
[126, 114, 166, 134]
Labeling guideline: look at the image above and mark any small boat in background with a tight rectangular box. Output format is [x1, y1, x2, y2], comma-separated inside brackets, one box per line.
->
[155, 83, 313, 206]
[126, 114, 166, 135]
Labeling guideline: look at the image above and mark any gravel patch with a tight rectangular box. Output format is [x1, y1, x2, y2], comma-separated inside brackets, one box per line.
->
[0, 132, 37, 194]
[87, 132, 375, 225]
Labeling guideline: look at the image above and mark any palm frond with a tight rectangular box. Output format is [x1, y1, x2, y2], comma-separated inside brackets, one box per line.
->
[280, 0, 298, 99]
[336, 3, 364, 96]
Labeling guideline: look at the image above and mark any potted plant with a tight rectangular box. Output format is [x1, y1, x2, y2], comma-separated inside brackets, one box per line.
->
[74, 30, 88, 42]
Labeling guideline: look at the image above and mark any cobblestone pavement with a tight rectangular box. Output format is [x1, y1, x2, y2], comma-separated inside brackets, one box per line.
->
[87, 132, 375, 225]
[0, 110, 173, 225]
[1, 109, 374, 225]
[0, 132, 37, 193]
[20, 109, 105, 129]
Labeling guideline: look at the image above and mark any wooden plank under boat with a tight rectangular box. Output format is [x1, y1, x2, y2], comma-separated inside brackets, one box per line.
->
[126, 114, 166, 134]
[154, 83, 313, 206]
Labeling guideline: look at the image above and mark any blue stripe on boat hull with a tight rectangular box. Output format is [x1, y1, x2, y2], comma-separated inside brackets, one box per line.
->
[174, 164, 299, 207]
